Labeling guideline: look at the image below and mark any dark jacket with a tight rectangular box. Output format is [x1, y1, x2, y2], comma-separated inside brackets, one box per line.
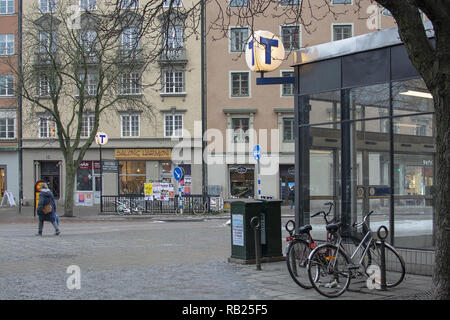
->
[288, 188, 295, 200]
[37, 189, 56, 221]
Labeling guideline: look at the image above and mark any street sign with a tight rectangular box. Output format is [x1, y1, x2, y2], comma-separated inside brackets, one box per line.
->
[253, 144, 261, 161]
[173, 167, 184, 181]
[95, 132, 108, 145]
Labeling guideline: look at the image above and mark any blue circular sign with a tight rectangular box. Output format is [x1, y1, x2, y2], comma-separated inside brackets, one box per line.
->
[253, 144, 261, 161]
[173, 167, 184, 181]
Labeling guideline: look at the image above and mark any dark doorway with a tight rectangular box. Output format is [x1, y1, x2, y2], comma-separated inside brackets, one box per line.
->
[40, 161, 60, 199]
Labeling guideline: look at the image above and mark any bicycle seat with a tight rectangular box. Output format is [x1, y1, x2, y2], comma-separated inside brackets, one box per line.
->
[326, 222, 342, 234]
[298, 224, 312, 234]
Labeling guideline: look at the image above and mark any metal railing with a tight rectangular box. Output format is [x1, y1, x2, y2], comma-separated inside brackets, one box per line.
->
[101, 194, 210, 215]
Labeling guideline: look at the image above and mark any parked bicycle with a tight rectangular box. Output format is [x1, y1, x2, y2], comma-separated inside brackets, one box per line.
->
[306, 210, 406, 298]
[115, 199, 144, 215]
[285, 202, 338, 289]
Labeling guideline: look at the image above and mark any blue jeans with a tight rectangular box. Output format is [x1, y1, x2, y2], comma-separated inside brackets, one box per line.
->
[38, 217, 59, 234]
[290, 200, 294, 210]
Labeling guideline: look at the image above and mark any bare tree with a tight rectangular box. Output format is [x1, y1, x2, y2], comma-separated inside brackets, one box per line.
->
[3, 0, 203, 217]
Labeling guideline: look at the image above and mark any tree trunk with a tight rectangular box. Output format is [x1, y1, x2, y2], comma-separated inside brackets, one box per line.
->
[432, 87, 450, 300]
[63, 160, 76, 217]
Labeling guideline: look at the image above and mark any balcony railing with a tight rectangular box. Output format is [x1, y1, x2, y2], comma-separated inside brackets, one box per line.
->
[159, 47, 187, 64]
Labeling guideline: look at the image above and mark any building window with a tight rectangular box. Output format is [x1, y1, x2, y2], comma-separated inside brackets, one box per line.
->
[0, 75, 14, 96]
[165, 26, 183, 49]
[231, 72, 249, 97]
[80, 30, 97, 56]
[119, 161, 146, 195]
[382, 8, 393, 16]
[81, 113, 95, 138]
[283, 118, 295, 142]
[0, 0, 14, 14]
[163, 0, 182, 7]
[79, 0, 97, 10]
[121, 28, 140, 51]
[232, 118, 249, 143]
[230, 0, 248, 7]
[120, 73, 141, 95]
[39, 31, 57, 54]
[121, 113, 140, 137]
[39, 0, 56, 13]
[164, 114, 183, 137]
[281, 25, 300, 51]
[333, 24, 353, 41]
[280, 0, 300, 6]
[332, 0, 351, 4]
[121, 0, 138, 9]
[281, 71, 294, 96]
[38, 74, 51, 97]
[230, 27, 248, 52]
[0, 34, 14, 55]
[79, 74, 98, 96]
[0, 111, 15, 139]
[163, 71, 185, 94]
[39, 118, 57, 138]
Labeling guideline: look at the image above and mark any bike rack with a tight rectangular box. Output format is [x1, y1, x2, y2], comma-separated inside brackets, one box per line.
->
[250, 216, 262, 271]
[377, 225, 389, 291]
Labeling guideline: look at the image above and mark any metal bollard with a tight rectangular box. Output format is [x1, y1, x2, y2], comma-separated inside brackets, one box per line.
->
[377, 225, 389, 291]
[250, 216, 262, 271]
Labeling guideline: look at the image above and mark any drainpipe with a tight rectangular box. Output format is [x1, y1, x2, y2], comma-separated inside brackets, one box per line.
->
[18, 0, 23, 213]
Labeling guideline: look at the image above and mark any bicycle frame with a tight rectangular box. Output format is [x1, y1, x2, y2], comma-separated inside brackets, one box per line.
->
[335, 230, 373, 267]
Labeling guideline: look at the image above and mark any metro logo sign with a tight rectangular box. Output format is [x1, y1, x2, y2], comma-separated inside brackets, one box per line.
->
[245, 30, 285, 72]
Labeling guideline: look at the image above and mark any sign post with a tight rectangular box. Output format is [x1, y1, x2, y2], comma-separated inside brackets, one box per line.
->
[173, 166, 184, 215]
[95, 132, 108, 212]
[253, 144, 262, 199]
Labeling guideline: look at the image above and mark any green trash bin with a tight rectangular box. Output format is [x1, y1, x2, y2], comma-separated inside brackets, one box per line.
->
[229, 200, 262, 263]
[260, 199, 283, 260]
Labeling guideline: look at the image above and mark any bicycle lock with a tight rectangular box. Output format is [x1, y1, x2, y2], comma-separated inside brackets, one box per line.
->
[250, 216, 262, 271]
[377, 225, 389, 291]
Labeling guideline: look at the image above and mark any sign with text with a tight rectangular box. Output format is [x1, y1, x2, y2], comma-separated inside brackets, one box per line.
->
[114, 149, 172, 160]
[245, 30, 285, 72]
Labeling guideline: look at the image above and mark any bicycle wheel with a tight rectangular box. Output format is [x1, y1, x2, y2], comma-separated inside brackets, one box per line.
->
[286, 239, 313, 289]
[367, 242, 405, 287]
[193, 201, 206, 215]
[307, 243, 351, 298]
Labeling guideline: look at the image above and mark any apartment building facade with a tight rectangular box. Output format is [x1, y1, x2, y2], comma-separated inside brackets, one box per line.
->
[205, 0, 400, 203]
[20, 0, 203, 206]
[0, 0, 20, 204]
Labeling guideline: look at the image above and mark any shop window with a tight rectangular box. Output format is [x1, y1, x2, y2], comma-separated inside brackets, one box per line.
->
[119, 161, 146, 195]
[229, 165, 254, 198]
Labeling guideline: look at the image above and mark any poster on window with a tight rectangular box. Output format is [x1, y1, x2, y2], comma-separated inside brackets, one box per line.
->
[152, 183, 161, 200]
[75, 192, 94, 206]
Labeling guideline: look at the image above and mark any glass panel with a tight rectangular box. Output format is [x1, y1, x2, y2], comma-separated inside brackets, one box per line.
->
[393, 153, 434, 249]
[308, 90, 340, 128]
[229, 165, 254, 198]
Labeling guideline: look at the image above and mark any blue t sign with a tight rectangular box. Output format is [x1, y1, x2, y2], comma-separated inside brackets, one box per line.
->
[249, 36, 279, 66]
[173, 167, 184, 181]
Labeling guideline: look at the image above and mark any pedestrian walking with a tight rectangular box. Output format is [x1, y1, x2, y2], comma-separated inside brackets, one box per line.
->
[35, 183, 60, 236]
[288, 186, 295, 210]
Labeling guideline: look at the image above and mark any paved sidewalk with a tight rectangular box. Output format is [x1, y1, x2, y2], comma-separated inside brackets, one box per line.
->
[0, 205, 434, 300]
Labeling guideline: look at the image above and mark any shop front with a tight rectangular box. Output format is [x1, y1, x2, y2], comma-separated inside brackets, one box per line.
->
[229, 165, 255, 199]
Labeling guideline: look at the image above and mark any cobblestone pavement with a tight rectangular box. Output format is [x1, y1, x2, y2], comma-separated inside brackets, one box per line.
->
[0, 214, 433, 300]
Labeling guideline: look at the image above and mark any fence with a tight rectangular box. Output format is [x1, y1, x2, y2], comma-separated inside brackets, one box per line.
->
[101, 194, 210, 215]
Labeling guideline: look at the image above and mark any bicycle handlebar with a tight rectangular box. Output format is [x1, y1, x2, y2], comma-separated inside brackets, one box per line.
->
[353, 210, 374, 228]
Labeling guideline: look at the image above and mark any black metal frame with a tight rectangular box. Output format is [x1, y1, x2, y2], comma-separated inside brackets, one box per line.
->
[294, 42, 436, 246]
